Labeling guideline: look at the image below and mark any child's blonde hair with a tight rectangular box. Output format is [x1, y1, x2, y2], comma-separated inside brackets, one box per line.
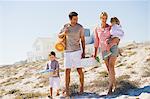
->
[110, 17, 120, 25]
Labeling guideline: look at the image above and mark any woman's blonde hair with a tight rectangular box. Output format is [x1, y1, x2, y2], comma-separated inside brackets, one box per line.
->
[100, 12, 108, 19]
[110, 17, 120, 25]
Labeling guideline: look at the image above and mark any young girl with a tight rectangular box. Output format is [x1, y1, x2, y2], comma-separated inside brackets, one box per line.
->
[108, 17, 124, 48]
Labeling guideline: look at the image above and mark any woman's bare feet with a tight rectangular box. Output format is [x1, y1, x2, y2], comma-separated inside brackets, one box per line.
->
[108, 82, 117, 95]
[78, 86, 84, 95]
[113, 82, 117, 91]
[107, 88, 113, 95]
[62, 89, 70, 97]
[78, 91, 84, 95]
[107, 84, 113, 95]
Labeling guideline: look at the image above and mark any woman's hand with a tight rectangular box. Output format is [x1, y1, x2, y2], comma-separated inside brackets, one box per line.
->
[92, 47, 98, 59]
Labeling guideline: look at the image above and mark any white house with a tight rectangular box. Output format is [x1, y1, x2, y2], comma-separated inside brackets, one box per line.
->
[27, 29, 94, 62]
[27, 37, 55, 62]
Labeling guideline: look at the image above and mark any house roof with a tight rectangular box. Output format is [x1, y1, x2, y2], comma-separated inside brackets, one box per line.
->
[33, 37, 54, 47]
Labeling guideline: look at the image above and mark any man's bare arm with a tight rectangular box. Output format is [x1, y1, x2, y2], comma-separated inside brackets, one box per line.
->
[81, 35, 85, 58]
[58, 32, 66, 38]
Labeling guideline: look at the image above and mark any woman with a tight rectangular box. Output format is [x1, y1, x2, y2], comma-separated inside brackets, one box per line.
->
[93, 12, 119, 94]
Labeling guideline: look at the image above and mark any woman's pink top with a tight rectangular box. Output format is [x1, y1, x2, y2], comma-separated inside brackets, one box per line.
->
[94, 24, 111, 52]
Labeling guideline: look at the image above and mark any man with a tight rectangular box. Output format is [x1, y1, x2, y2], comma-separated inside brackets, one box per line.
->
[58, 11, 85, 96]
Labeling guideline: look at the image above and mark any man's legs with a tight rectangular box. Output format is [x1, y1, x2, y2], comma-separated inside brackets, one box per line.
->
[77, 68, 84, 93]
[65, 68, 71, 96]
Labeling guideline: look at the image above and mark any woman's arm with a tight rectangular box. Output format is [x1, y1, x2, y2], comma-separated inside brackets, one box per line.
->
[94, 47, 98, 58]
[93, 27, 99, 58]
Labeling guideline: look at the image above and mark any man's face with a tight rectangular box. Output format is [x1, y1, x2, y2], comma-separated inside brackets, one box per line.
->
[49, 55, 55, 61]
[100, 15, 107, 23]
[70, 16, 78, 25]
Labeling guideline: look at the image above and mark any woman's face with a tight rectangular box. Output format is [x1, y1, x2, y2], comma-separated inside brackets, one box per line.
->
[100, 15, 107, 23]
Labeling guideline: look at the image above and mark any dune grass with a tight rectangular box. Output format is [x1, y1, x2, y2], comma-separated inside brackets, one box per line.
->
[99, 71, 108, 77]
[0, 89, 6, 96]
[15, 92, 48, 99]
[117, 74, 130, 81]
[70, 83, 79, 93]
[116, 63, 126, 67]
[6, 89, 21, 95]
[84, 78, 109, 92]
[127, 51, 137, 57]
[142, 67, 150, 77]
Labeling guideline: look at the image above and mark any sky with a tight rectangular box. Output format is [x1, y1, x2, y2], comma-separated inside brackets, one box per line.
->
[0, 0, 149, 65]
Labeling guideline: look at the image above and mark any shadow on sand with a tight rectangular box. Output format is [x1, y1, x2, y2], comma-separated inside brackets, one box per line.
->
[60, 80, 150, 99]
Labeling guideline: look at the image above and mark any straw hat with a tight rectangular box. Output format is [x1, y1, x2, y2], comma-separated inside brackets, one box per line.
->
[55, 35, 66, 52]
[55, 42, 65, 52]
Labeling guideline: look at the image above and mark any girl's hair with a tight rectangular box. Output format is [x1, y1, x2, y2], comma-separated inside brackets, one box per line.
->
[100, 12, 108, 19]
[110, 17, 120, 25]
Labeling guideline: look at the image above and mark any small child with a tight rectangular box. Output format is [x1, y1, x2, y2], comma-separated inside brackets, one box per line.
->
[105, 17, 124, 58]
[105, 17, 124, 94]
[109, 17, 124, 48]
[46, 51, 60, 98]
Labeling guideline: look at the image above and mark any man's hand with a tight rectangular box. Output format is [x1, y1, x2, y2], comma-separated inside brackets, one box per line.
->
[81, 52, 85, 58]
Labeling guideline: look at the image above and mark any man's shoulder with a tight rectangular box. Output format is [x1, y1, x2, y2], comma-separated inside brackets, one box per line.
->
[64, 23, 70, 27]
[77, 23, 83, 28]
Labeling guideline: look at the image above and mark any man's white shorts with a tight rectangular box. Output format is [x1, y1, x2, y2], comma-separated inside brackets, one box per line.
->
[64, 50, 82, 69]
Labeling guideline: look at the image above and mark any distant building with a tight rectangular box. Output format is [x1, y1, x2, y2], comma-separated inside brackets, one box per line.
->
[27, 37, 55, 62]
[27, 29, 94, 62]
